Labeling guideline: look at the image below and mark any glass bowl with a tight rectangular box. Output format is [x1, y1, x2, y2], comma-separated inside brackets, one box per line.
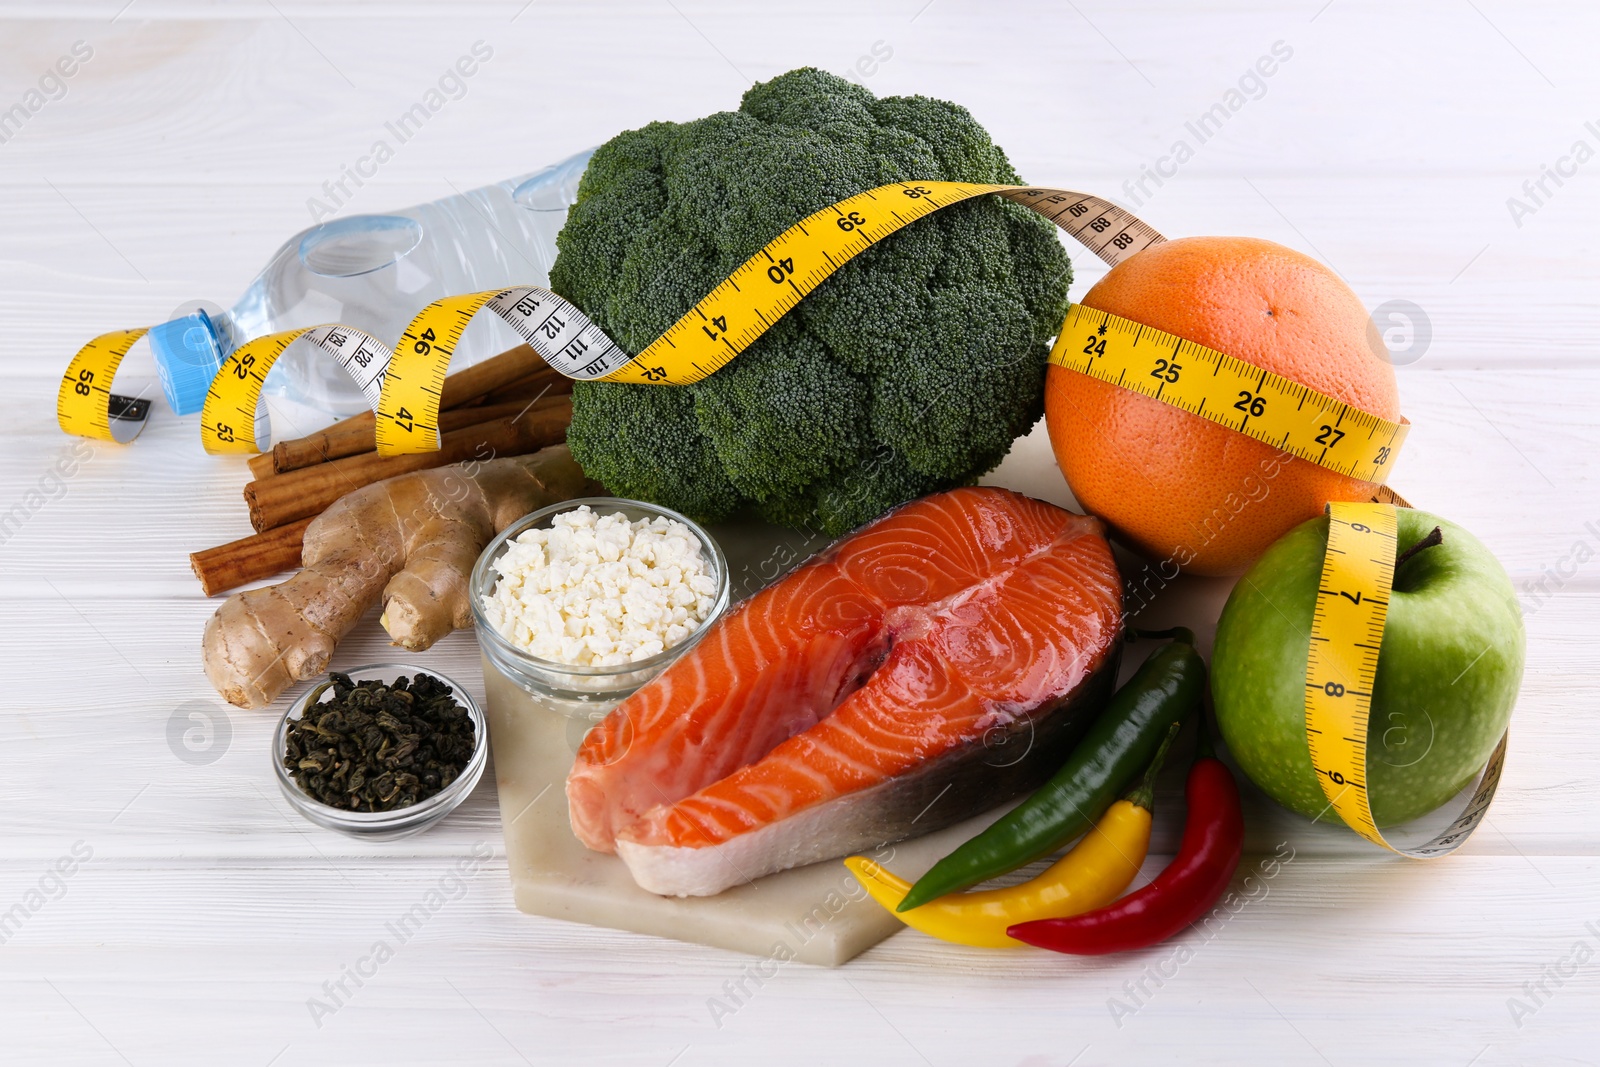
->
[272, 662, 487, 840]
[470, 497, 731, 719]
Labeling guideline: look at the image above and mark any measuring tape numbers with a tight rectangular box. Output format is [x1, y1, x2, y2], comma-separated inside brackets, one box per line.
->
[57, 328, 154, 444]
[1304, 501, 1506, 857]
[370, 182, 1162, 454]
[1050, 306, 1408, 485]
[374, 286, 629, 455]
[591, 183, 1161, 387]
[58, 176, 1409, 486]
[198, 324, 390, 454]
[369, 179, 1403, 482]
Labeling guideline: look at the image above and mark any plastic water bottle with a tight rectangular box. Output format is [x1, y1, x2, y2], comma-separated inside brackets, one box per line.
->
[149, 148, 595, 423]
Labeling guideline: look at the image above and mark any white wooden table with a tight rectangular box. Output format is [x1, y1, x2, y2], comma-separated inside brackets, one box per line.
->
[2, 2, 1596, 1063]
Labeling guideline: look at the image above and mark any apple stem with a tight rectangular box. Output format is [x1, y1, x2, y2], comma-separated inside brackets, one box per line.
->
[1395, 525, 1444, 571]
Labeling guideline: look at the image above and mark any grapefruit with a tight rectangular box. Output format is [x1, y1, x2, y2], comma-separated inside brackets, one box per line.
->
[1045, 236, 1400, 576]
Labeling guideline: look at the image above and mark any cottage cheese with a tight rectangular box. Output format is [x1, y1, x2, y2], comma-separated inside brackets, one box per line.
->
[481, 506, 718, 666]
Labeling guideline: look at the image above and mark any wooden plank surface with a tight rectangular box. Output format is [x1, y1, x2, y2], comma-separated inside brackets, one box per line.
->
[1, 2, 1597, 1063]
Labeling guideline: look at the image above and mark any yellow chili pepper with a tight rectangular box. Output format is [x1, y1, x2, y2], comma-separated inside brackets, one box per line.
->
[845, 723, 1176, 948]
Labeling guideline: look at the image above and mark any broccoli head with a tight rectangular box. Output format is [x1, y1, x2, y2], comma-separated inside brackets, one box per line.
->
[550, 66, 1073, 535]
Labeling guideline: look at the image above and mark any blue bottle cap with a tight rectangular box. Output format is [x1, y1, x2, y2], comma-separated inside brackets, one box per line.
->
[149, 310, 227, 416]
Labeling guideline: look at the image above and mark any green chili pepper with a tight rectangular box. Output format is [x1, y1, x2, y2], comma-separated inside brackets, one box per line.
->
[897, 627, 1207, 912]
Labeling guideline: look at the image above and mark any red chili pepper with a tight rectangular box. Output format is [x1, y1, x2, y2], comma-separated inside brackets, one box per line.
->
[1007, 723, 1243, 955]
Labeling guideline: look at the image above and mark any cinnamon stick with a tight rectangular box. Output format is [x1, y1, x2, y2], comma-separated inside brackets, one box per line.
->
[257, 343, 553, 475]
[200, 397, 569, 594]
[246, 450, 278, 480]
[244, 395, 573, 533]
[434, 343, 548, 407]
[189, 517, 314, 597]
[264, 397, 556, 475]
[478, 365, 574, 406]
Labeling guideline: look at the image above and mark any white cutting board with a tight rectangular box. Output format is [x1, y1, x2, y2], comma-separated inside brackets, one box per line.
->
[482, 661, 1021, 967]
[480, 517, 1027, 966]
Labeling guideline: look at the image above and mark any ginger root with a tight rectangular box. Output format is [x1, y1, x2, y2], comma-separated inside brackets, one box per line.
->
[203, 446, 593, 708]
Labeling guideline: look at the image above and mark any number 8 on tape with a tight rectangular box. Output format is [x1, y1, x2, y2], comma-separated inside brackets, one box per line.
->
[1305, 501, 1507, 858]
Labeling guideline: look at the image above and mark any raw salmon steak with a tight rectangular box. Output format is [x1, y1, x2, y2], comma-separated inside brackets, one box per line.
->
[566, 487, 1123, 897]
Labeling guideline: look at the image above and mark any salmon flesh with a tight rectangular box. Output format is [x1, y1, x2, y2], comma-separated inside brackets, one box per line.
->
[566, 487, 1123, 897]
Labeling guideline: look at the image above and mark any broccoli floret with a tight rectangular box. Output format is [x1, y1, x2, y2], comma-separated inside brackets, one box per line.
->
[691, 319, 870, 509]
[551, 67, 1072, 535]
[564, 381, 741, 522]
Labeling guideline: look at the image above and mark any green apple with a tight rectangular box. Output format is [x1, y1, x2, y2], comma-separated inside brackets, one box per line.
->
[1212, 509, 1524, 826]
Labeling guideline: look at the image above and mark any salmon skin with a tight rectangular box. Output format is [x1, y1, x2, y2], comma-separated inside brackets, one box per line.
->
[566, 487, 1124, 897]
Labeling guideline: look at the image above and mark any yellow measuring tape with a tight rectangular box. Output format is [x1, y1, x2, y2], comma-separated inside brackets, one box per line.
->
[1050, 307, 1406, 484]
[372, 180, 1406, 464]
[372, 181, 1164, 454]
[198, 324, 390, 454]
[1305, 501, 1507, 857]
[57, 328, 153, 444]
[374, 286, 635, 455]
[57, 177, 1409, 478]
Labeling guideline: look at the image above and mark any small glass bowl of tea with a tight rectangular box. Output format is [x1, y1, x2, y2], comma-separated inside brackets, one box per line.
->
[272, 663, 487, 840]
